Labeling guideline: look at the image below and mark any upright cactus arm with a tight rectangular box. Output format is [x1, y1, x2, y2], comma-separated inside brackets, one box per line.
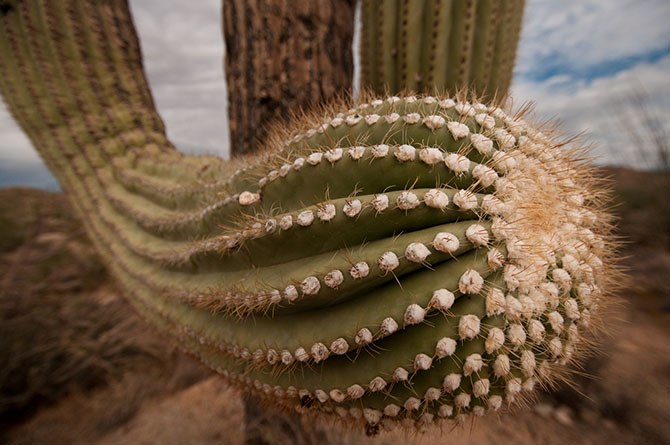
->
[1, 0, 616, 434]
[361, 0, 525, 100]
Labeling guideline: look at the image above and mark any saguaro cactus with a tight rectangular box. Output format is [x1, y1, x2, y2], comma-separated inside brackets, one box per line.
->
[1, 0, 614, 435]
[360, 0, 525, 100]
[223, 0, 355, 155]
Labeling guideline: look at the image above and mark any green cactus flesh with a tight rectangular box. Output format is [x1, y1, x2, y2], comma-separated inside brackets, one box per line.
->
[0, 1, 613, 433]
[361, 0, 525, 101]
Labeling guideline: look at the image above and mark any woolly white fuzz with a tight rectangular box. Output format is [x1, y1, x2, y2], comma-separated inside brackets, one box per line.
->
[453, 189, 478, 210]
[439, 98, 456, 108]
[485, 327, 505, 353]
[238, 191, 260, 206]
[385, 112, 400, 123]
[445, 153, 471, 173]
[404, 397, 421, 411]
[459, 269, 484, 294]
[311, 343, 329, 362]
[548, 311, 564, 334]
[463, 353, 483, 376]
[279, 215, 293, 230]
[486, 288, 506, 316]
[424, 189, 450, 209]
[505, 294, 523, 319]
[393, 367, 409, 382]
[345, 114, 362, 126]
[447, 122, 470, 140]
[293, 348, 309, 360]
[466, 224, 489, 246]
[404, 113, 421, 124]
[317, 204, 336, 221]
[383, 404, 401, 417]
[284, 285, 298, 302]
[405, 242, 431, 263]
[349, 261, 369, 279]
[420, 147, 444, 164]
[433, 232, 460, 252]
[380, 317, 399, 336]
[436, 337, 457, 358]
[378, 251, 399, 272]
[324, 269, 344, 288]
[494, 354, 511, 377]
[443, 373, 462, 392]
[300, 276, 320, 295]
[528, 319, 546, 342]
[324, 148, 343, 162]
[371, 194, 389, 212]
[329, 389, 345, 403]
[430, 289, 455, 311]
[347, 384, 365, 399]
[506, 323, 531, 352]
[455, 102, 476, 116]
[472, 164, 498, 187]
[364, 114, 380, 125]
[343, 199, 362, 217]
[348, 145, 366, 160]
[371, 144, 389, 157]
[330, 337, 348, 355]
[404, 303, 426, 325]
[459, 314, 481, 339]
[414, 353, 433, 371]
[297, 210, 314, 226]
[473, 379, 490, 398]
[495, 128, 515, 149]
[369, 377, 386, 392]
[454, 393, 471, 408]
[355, 328, 373, 345]
[395, 144, 416, 162]
[475, 113, 496, 129]
[397, 191, 421, 209]
[520, 350, 536, 376]
[306, 152, 322, 165]
[424, 114, 446, 130]
[471, 133, 494, 155]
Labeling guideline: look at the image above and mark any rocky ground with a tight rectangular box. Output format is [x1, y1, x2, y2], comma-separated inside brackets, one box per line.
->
[1, 167, 668, 444]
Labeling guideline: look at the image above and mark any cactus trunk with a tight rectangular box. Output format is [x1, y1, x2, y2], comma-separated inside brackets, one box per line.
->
[223, 0, 355, 156]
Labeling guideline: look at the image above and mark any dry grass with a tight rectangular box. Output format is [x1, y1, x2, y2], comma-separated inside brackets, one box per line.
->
[0, 188, 209, 439]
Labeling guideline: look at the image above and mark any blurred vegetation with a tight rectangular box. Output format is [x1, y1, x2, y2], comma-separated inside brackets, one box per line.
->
[0, 188, 208, 435]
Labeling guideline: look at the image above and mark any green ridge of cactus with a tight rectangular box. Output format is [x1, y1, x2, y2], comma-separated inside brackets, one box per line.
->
[360, 0, 525, 100]
[0, 0, 616, 434]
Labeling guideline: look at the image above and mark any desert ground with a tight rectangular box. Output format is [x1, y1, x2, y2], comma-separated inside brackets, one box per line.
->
[1, 167, 668, 445]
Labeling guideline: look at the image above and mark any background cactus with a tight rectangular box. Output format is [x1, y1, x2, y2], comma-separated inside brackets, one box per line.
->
[0, 0, 615, 435]
[360, 0, 525, 100]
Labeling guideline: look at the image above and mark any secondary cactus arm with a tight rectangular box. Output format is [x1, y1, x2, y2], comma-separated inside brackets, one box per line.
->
[360, 0, 526, 100]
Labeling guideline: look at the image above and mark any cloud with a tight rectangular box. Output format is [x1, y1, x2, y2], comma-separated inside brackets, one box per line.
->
[517, 0, 670, 82]
[512, 0, 670, 168]
[0, 99, 39, 165]
[128, 0, 230, 158]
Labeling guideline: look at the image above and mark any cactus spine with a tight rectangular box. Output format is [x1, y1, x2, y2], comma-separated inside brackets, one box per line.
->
[0, 0, 614, 434]
[360, 0, 525, 100]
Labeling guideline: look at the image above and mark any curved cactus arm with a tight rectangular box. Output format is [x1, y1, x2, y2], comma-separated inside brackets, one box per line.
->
[1, 0, 617, 434]
[360, 0, 525, 100]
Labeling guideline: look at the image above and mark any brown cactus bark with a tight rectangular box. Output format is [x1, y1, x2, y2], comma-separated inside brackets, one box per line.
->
[223, 0, 355, 156]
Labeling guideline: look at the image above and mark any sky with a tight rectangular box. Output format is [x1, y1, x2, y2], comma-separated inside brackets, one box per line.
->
[1, 0, 668, 189]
